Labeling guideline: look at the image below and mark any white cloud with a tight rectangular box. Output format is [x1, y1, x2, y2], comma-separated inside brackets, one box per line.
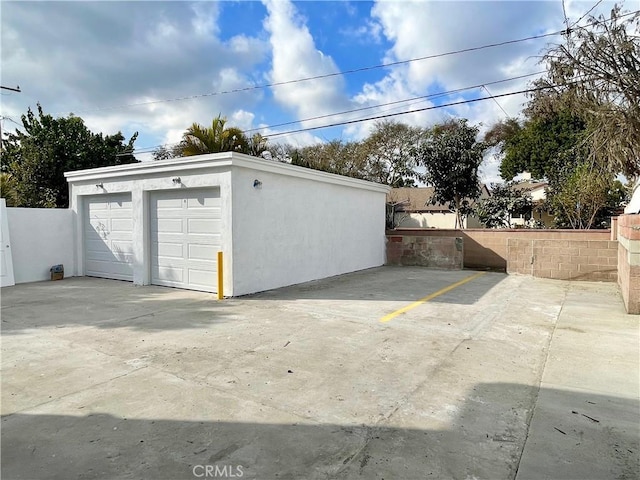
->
[0, 2, 268, 153]
[231, 110, 256, 131]
[262, 0, 349, 122]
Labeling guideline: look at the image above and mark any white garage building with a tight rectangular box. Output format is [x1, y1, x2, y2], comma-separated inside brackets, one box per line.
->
[65, 152, 389, 297]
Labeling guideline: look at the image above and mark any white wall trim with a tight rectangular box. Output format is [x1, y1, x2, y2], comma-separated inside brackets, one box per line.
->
[65, 152, 391, 194]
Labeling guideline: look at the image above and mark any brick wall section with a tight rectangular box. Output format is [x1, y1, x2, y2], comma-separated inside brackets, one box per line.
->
[507, 238, 618, 281]
[617, 214, 640, 314]
[389, 229, 611, 271]
[386, 235, 463, 269]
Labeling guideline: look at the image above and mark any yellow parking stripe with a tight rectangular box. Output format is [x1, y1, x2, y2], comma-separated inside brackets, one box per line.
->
[380, 272, 486, 323]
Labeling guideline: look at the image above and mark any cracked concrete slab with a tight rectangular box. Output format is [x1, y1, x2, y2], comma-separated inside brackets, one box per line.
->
[1, 267, 637, 479]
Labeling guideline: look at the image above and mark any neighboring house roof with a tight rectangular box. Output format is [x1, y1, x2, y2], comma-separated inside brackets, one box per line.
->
[388, 186, 489, 213]
[510, 181, 547, 192]
[509, 180, 547, 203]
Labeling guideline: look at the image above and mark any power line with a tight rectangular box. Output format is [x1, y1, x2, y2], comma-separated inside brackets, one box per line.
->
[122, 9, 638, 154]
[571, 0, 604, 28]
[244, 71, 543, 135]
[0, 85, 21, 93]
[132, 82, 563, 154]
[482, 85, 511, 117]
[57, 8, 638, 116]
[131, 72, 544, 154]
[264, 84, 563, 140]
[561, 0, 570, 34]
[58, 32, 563, 116]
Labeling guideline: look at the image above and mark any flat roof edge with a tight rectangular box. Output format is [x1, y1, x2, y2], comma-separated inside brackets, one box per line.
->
[64, 152, 391, 193]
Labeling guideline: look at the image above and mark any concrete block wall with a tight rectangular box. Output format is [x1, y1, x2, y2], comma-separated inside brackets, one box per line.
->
[386, 235, 463, 269]
[507, 238, 618, 282]
[617, 214, 640, 314]
[390, 229, 611, 272]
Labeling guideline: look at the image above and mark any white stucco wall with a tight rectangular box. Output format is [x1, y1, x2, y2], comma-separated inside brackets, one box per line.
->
[6, 208, 75, 283]
[67, 161, 233, 290]
[65, 152, 390, 296]
[230, 165, 388, 296]
[394, 212, 482, 229]
[625, 178, 640, 214]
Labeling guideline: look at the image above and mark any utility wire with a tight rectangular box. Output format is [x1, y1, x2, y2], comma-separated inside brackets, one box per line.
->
[58, 33, 564, 116]
[57, 9, 638, 116]
[482, 85, 511, 117]
[264, 84, 567, 140]
[130, 72, 544, 154]
[561, 0, 571, 34]
[244, 71, 542, 134]
[571, 0, 604, 28]
[130, 82, 566, 154]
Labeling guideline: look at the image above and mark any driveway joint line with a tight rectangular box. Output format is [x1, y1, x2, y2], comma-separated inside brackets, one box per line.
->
[512, 282, 568, 480]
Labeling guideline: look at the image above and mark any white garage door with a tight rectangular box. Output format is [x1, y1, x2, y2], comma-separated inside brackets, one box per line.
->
[150, 189, 221, 292]
[84, 193, 134, 281]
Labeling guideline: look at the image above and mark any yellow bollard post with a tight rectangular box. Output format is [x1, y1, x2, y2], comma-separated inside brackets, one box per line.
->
[217, 251, 224, 300]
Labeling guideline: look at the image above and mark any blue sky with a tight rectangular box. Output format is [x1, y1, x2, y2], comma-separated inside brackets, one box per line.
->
[0, 0, 623, 181]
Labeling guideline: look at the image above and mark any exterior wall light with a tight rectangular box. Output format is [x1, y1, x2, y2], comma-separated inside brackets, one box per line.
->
[96, 183, 104, 189]
[172, 177, 181, 185]
[253, 179, 262, 189]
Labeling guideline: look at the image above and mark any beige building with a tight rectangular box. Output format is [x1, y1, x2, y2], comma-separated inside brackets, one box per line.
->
[509, 174, 554, 227]
[388, 186, 489, 229]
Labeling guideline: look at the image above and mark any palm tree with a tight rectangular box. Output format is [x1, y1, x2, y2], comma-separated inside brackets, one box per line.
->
[181, 115, 250, 156]
[0, 172, 20, 206]
[248, 133, 269, 157]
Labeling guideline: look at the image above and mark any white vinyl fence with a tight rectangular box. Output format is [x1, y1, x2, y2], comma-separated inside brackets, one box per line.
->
[3, 205, 75, 284]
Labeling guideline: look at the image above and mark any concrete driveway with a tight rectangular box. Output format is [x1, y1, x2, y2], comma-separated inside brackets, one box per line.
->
[1, 267, 638, 479]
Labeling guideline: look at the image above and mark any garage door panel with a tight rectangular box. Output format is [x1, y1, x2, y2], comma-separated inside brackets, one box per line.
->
[155, 242, 184, 258]
[86, 239, 132, 257]
[86, 259, 132, 279]
[154, 197, 183, 209]
[85, 239, 116, 253]
[88, 200, 109, 210]
[152, 218, 183, 233]
[108, 208, 132, 217]
[188, 244, 218, 261]
[84, 193, 133, 281]
[188, 268, 218, 288]
[110, 240, 133, 254]
[86, 250, 134, 263]
[186, 196, 220, 209]
[110, 218, 133, 232]
[187, 218, 221, 234]
[150, 188, 220, 293]
[186, 235, 220, 250]
[152, 265, 184, 283]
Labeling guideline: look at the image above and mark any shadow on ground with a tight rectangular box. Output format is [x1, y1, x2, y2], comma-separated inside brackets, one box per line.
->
[0, 268, 506, 335]
[0, 277, 234, 335]
[2, 384, 637, 480]
[246, 267, 506, 305]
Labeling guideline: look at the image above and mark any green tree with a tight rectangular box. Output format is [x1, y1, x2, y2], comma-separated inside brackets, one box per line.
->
[0, 173, 19, 207]
[486, 111, 586, 181]
[152, 142, 185, 161]
[417, 119, 487, 228]
[248, 133, 269, 158]
[181, 115, 251, 156]
[536, 5, 640, 178]
[361, 121, 422, 187]
[1, 104, 137, 208]
[288, 121, 422, 186]
[550, 162, 614, 229]
[294, 140, 369, 179]
[474, 182, 534, 229]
